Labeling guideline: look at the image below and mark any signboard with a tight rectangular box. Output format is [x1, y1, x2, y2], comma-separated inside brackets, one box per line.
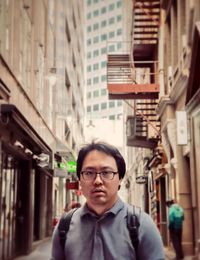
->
[54, 160, 77, 177]
[176, 111, 188, 145]
[67, 161, 77, 173]
[66, 180, 79, 190]
[136, 175, 147, 184]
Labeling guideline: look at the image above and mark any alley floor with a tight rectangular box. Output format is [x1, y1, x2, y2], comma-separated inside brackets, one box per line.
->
[14, 237, 194, 260]
[14, 238, 52, 260]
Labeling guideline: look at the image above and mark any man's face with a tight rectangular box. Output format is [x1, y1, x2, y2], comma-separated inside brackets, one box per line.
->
[80, 150, 122, 211]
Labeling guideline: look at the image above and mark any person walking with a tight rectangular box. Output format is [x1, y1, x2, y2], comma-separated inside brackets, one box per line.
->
[166, 199, 184, 259]
[51, 141, 165, 260]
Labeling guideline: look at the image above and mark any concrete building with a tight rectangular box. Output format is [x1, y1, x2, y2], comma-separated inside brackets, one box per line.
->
[107, 0, 200, 258]
[0, 0, 85, 259]
[85, 0, 124, 121]
[158, 0, 200, 257]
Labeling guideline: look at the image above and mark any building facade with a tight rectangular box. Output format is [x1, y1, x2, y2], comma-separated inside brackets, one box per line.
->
[86, 0, 124, 121]
[159, 0, 200, 257]
[0, 0, 85, 259]
[107, 0, 200, 258]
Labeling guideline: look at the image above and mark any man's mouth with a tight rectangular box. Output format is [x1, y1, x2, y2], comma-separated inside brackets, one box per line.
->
[92, 189, 105, 194]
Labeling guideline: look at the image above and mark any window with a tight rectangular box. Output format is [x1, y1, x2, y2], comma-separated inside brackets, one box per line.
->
[101, 61, 106, 68]
[109, 31, 115, 39]
[93, 10, 99, 17]
[117, 42, 122, 50]
[117, 15, 122, 22]
[109, 3, 115, 11]
[93, 36, 99, 44]
[93, 50, 99, 57]
[101, 20, 107, 27]
[93, 77, 99, 84]
[101, 34, 107, 41]
[109, 101, 115, 108]
[109, 115, 115, 120]
[87, 26, 92, 32]
[117, 100, 122, 106]
[93, 90, 99, 97]
[93, 23, 99, 30]
[93, 63, 99, 70]
[87, 79, 91, 86]
[101, 75, 107, 81]
[93, 104, 99, 111]
[101, 88, 107, 96]
[87, 65, 91, 72]
[101, 47, 107, 54]
[87, 52, 91, 59]
[87, 39, 91, 45]
[117, 1, 122, 8]
[87, 106, 91, 112]
[117, 28, 122, 36]
[87, 13, 91, 19]
[101, 102, 107, 109]
[101, 7, 106, 14]
[117, 114, 122, 119]
[87, 0, 91, 5]
[87, 92, 92, 98]
[109, 17, 115, 24]
[109, 45, 115, 52]
[65, 19, 71, 42]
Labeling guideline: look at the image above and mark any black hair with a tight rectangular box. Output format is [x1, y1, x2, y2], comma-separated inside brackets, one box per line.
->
[77, 141, 126, 180]
[166, 199, 174, 207]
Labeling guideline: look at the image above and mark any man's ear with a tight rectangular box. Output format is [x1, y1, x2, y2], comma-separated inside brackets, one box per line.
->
[118, 178, 122, 190]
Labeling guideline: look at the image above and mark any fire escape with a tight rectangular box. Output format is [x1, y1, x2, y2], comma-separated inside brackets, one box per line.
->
[107, 0, 160, 149]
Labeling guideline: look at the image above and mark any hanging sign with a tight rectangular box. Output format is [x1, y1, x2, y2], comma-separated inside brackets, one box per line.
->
[136, 175, 147, 184]
[66, 180, 79, 190]
[67, 161, 77, 173]
[176, 111, 188, 145]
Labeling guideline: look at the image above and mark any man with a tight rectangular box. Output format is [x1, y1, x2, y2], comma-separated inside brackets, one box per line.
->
[51, 141, 165, 259]
[166, 199, 184, 259]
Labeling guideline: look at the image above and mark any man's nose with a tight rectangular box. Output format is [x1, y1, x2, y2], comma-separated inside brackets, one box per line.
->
[93, 173, 103, 183]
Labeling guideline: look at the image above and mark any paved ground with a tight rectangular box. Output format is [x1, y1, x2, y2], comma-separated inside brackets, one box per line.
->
[14, 238, 194, 260]
[14, 238, 52, 260]
[165, 247, 195, 260]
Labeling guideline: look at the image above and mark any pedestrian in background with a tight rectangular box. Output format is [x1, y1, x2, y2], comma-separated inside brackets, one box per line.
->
[166, 199, 184, 259]
[51, 141, 165, 260]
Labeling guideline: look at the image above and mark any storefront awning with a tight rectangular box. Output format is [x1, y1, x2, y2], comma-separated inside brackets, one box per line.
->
[0, 104, 52, 155]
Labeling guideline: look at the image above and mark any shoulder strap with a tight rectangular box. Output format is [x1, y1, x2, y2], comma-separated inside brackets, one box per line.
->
[127, 205, 141, 256]
[58, 208, 77, 250]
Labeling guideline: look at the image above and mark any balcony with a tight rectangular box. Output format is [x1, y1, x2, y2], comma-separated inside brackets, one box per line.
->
[107, 54, 159, 100]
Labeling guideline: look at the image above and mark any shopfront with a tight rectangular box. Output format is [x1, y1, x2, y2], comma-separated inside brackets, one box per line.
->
[0, 104, 53, 259]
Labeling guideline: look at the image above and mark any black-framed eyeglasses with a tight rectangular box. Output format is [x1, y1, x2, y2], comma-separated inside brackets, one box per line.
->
[80, 171, 118, 181]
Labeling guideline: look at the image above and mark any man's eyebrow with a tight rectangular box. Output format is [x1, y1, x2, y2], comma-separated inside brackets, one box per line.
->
[82, 166, 96, 170]
[82, 166, 115, 170]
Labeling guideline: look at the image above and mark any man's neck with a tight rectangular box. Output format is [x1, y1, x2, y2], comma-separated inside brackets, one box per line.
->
[87, 197, 119, 216]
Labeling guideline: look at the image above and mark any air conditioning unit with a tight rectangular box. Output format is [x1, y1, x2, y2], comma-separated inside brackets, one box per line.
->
[126, 115, 143, 138]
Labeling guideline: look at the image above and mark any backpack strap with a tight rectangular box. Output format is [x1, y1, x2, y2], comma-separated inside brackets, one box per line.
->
[58, 208, 78, 250]
[127, 205, 141, 256]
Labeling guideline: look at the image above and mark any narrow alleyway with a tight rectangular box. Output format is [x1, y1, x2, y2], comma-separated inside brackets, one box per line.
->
[13, 237, 193, 260]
